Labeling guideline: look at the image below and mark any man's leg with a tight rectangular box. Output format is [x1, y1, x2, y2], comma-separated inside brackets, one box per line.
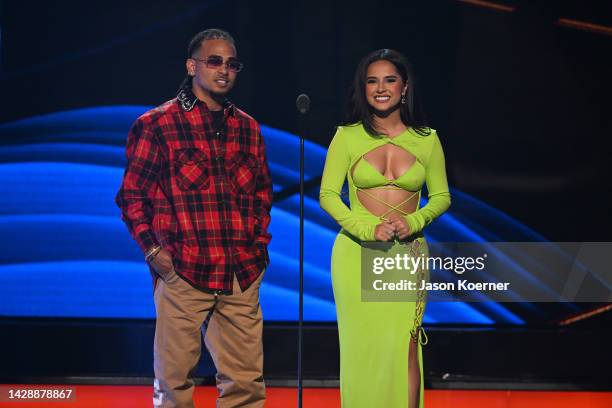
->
[154, 268, 216, 408]
[204, 272, 265, 408]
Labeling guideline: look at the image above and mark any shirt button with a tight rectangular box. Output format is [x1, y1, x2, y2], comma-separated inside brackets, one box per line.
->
[216, 131, 222, 137]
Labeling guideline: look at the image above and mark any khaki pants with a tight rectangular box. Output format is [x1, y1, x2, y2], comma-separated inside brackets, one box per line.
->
[153, 268, 265, 408]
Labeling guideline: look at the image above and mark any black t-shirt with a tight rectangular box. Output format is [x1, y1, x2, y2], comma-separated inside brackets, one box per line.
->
[210, 110, 224, 134]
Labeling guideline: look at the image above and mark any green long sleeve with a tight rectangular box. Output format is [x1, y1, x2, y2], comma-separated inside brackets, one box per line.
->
[404, 131, 451, 234]
[319, 127, 377, 240]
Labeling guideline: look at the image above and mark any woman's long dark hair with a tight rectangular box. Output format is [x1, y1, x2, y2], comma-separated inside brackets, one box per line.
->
[343, 49, 430, 137]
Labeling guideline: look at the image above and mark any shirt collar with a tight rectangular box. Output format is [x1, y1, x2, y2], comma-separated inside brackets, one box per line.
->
[176, 85, 236, 117]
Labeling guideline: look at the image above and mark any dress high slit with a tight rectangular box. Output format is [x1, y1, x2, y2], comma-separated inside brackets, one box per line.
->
[320, 124, 451, 407]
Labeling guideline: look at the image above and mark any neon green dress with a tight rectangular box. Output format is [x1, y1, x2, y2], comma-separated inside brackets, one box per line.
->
[319, 123, 451, 407]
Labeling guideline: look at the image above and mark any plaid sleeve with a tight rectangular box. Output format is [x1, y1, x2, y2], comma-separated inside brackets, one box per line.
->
[115, 118, 162, 253]
[253, 127, 273, 245]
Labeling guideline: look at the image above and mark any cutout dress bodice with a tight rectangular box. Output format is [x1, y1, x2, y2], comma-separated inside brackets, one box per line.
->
[320, 123, 451, 241]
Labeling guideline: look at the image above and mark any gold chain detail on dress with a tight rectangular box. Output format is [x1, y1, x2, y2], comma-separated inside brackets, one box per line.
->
[405, 239, 428, 346]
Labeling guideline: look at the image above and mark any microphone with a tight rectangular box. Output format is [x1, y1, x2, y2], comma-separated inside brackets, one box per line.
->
[296, 94, 311, 114]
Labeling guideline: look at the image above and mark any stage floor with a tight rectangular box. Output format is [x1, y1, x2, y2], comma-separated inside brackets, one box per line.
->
[1, 386, 611, 407]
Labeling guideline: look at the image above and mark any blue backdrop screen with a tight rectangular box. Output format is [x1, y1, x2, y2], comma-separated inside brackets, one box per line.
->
[0, 106, 556, 324]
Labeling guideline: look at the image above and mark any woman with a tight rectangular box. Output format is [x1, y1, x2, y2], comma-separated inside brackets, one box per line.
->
[319, 49, 451, 408]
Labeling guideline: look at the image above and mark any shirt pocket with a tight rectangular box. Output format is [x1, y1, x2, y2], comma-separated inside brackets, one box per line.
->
[174, 148, 210, 190]
[229, 151, 260, 194]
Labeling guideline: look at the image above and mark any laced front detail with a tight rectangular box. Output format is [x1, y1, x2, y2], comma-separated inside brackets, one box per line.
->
[350, 145, 422, 223]
[355, 185, 419, 222]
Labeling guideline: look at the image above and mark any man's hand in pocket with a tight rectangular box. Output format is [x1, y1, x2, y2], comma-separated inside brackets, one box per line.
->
[150, 248, 174, 280]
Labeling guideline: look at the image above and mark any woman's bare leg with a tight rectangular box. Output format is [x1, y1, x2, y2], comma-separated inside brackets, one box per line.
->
[408, 337, 421, 408]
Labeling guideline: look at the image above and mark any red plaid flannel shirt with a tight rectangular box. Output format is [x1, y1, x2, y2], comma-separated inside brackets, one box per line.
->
[116, 87, 272, 294]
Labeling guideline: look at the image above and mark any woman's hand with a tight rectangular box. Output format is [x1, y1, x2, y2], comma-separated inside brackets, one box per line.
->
[387, 214, 411, 239]
[374, 221, 396, 241]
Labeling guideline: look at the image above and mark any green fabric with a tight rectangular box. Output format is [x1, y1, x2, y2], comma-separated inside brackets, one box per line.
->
[351, 150, 426, 191]
[319, 123, 451, 407]
[332, 232, 426, 407]
[320, 123, 451, 239]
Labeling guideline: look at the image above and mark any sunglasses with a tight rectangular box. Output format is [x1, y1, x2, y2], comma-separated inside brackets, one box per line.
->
[192, 55, 244, 72]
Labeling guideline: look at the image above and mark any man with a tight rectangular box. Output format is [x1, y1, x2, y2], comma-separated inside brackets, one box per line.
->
[116, 28, 272, 408]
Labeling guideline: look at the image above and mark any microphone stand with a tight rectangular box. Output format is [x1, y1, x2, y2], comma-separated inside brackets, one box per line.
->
[295, 94, 310, 408]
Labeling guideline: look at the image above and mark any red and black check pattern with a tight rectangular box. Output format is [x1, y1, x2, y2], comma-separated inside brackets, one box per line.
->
[116, 87, 273, 293]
